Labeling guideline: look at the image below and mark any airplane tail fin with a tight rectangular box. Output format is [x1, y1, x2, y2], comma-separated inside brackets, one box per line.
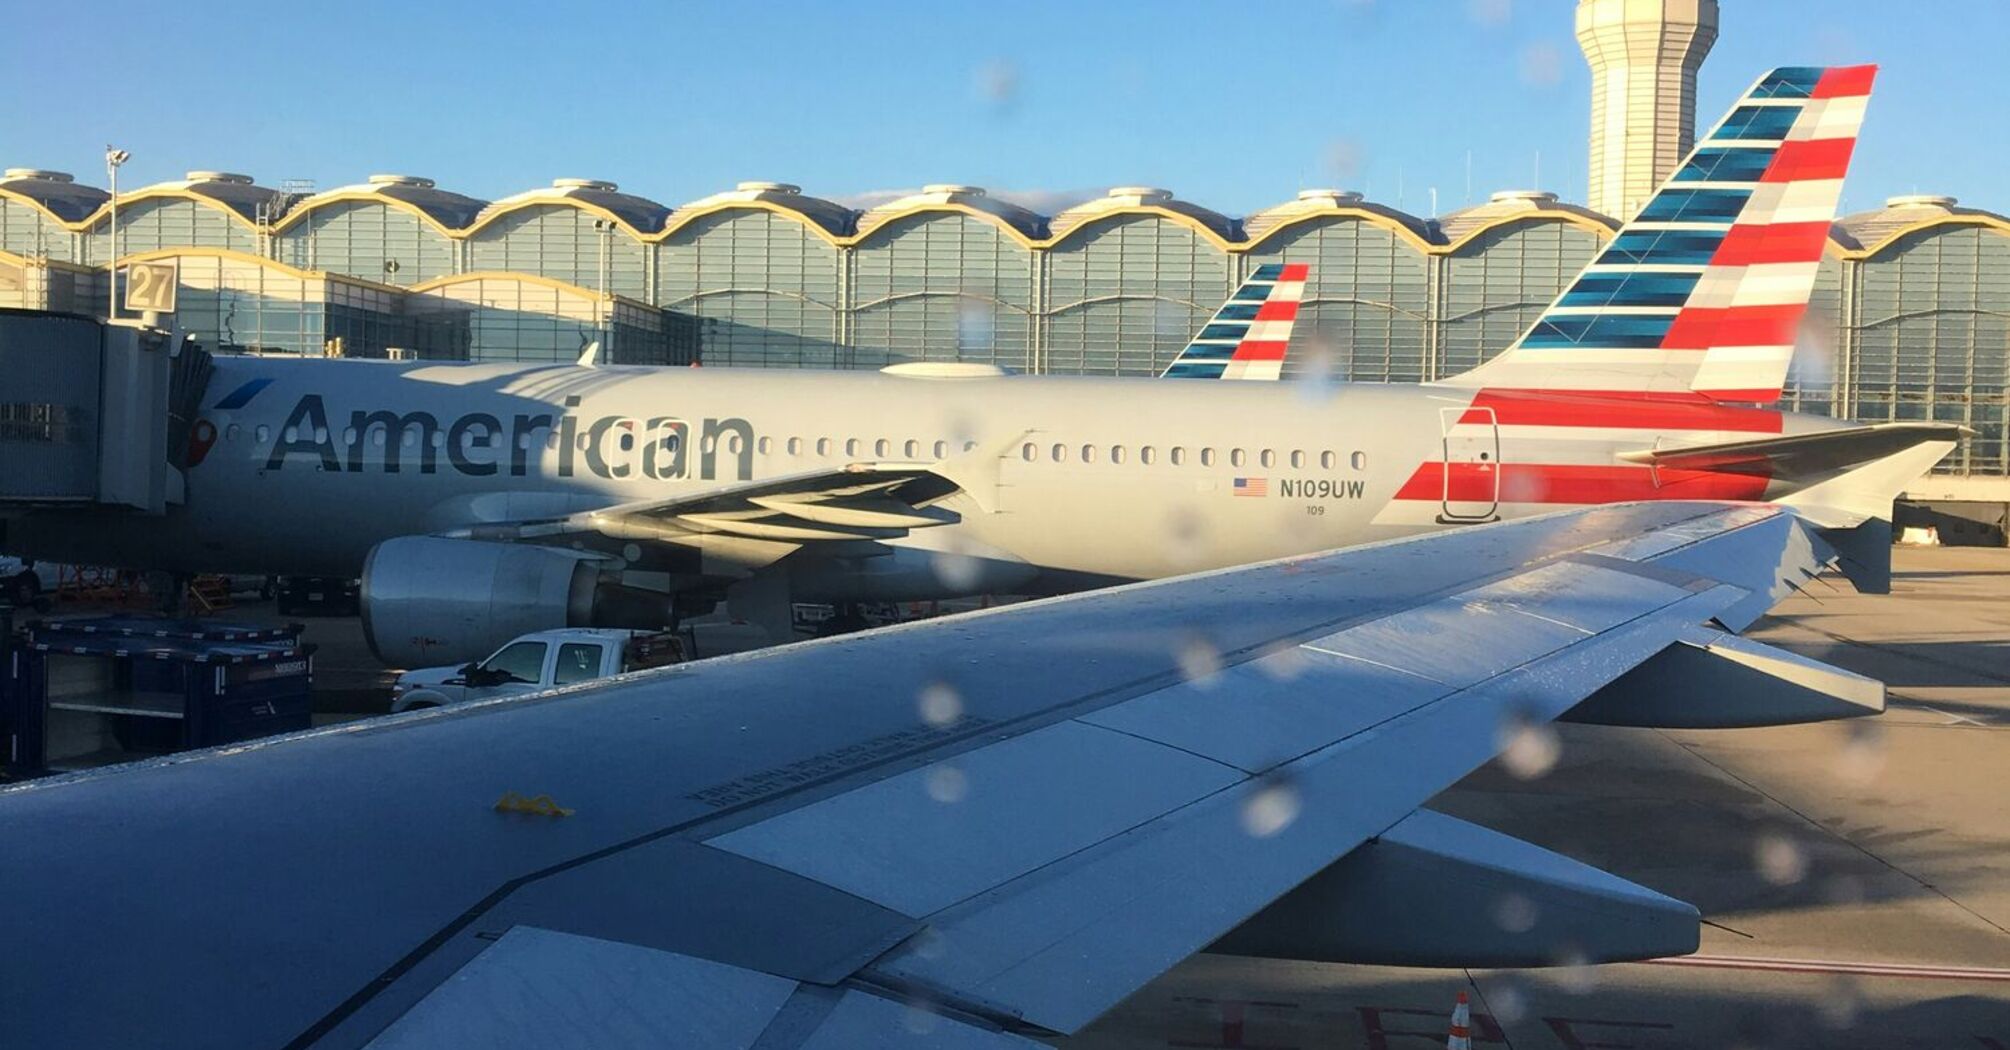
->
[1161, 263, 1308, 380]
[1443, 65, 1876, 403]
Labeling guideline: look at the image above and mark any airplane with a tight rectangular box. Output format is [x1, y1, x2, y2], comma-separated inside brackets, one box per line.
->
[0, 497, 1909, 1048]
[3, 65, 1953, 674]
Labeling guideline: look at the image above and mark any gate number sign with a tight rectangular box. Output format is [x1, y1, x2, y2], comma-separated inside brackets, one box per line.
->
[123, 261, 178, 313]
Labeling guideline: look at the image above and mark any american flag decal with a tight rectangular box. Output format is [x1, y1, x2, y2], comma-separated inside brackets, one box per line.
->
[1233, 477, 1268, 497]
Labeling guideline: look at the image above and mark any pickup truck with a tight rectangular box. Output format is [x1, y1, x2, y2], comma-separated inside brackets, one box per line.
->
[389, 628, 689, 712]
[0, 557, 59, 609]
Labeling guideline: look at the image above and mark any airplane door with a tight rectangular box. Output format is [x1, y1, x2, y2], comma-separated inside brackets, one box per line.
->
[1438, 405, 1500, 523]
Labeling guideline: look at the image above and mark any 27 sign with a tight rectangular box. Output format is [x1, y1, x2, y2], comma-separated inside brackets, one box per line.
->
[122, 260, 178, 313]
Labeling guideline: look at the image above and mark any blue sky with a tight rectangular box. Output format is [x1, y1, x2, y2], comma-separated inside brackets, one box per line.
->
[6, 0, 2003, 218]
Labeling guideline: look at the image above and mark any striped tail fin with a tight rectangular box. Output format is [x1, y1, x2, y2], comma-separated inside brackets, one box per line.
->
[1444, 65, 1874, 403]
[1161, 263, 1308, 380]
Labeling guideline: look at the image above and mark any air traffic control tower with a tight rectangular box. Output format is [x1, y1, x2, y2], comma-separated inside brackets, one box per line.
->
[1577, 0, 1719, 220]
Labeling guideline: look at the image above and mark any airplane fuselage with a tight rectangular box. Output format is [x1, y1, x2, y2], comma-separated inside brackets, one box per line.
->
[6, 355, 1849, 592]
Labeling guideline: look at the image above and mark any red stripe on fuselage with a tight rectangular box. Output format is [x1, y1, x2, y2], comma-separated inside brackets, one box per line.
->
[1812, 65, 1877, 99]
[1394, 462, 1772, 505]
[1712, 222, 1833, 266]
[1457, 390, 1785, 432]
[1662, 304, 1806, 350]
[1762, 137, 1856, 183]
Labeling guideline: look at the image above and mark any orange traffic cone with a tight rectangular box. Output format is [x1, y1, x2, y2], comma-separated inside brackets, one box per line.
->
[1447, 990, 1472, 1050]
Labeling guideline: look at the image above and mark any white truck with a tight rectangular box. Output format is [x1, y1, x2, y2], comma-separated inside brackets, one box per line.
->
[390, 628, 688, 712]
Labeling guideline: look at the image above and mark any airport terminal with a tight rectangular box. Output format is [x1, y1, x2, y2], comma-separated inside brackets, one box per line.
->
[0, 0, 2004, 1047]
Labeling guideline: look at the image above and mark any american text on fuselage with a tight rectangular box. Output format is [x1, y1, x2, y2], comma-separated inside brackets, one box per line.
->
[261, 394, 756, 482]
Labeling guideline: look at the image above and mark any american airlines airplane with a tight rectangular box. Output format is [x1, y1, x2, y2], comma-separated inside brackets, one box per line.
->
[6, 64, 1956, 669]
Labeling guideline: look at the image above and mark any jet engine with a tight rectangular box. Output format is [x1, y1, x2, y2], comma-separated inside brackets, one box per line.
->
[361, 537, 642, 668]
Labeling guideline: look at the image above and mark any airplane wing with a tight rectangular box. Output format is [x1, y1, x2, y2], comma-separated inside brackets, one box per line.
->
[1617, 422, 1969, 478]
[0, 500, 1883, 1049]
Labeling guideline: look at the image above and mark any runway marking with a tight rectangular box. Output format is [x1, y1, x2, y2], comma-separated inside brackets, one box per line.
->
[1897, 702, 1990, 727]
[1643, 953, 2010, 982]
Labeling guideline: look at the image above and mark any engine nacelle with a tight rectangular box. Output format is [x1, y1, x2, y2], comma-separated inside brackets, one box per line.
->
[362, 537, 608, 668]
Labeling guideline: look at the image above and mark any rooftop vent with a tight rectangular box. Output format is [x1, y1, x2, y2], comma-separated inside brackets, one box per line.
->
[367, 174, 436, 189]
[1108, 186, 1173, 203]
[553, 178, 618, 192]
[1297, 188, 1364, 204]
[1885, 194, 1957, 210]
[736, 181, 801, 194]
[922, 184, 986, 196]
[185, 171, 254, 185]
[1489, 190, 1558, 204]
[3, 168, 73, 183]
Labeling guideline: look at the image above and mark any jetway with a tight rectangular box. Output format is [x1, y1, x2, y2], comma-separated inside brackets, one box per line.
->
[0, 309, 210, 515]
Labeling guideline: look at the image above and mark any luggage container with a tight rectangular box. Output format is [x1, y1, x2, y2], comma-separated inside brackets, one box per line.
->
[4, 615, 312, 776]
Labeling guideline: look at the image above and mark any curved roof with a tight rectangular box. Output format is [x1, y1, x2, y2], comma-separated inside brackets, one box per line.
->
[0, 168, 109, 223]
[119, 171, 294, 225]
[1833, 195, 2010, 257]
[280, 175, 488, 232]
[1242, 188, 1438, 251]
[853, 184, 1046, 242]
[667, 181, 855, 239]
[1433, 189, 1616, 249]
[473, 178, 672, 236]
[1048, 187, 1242, 246]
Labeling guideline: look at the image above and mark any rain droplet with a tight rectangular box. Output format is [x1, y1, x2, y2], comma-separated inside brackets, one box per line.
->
[909, 927, 949, 960]
[1754, 832, 1808, 885]
[918, 681, 963, 727]
[926, 765, 968, 804]
[1256, 643, 1311, 682]
[901, 1001, 941, 1034]
[929, 548, 982, 592]
[1467, 0, 1511, 26]
[1486, 981, 1526, 1024]
[1240, 779, 1301, 838]
[1496, 710, 1560, 780]
[973, 59, 1018, 108]
[1176, 635, 1224, 686]
[1836, 720, 1886, 784]
[1817, 974, 1862, 1029]
[1519, 41, 1563, 87]
[1491, 892, 1538, 933]
[1551, 947, 1600, 993]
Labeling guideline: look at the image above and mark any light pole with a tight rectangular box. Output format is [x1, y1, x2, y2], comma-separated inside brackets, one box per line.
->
[104, 146, 129, 320]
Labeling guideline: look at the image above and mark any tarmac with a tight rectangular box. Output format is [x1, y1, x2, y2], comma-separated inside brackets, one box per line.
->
[242, 546, 2010, 1048]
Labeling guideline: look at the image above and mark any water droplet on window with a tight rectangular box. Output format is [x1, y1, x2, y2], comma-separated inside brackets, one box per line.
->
[1754, 832, 1808, 885]
[1836, 720, 1886, 784]
[918, 681, 963, 727]
[926, 765, 968, 804]
[1491, 892, 1538, 933]
[1551, 947, 1599, 993]
[1496, 709, 1560, 780]
[1176, 635, 1223, 686]
[1240, 778, 1300, 838]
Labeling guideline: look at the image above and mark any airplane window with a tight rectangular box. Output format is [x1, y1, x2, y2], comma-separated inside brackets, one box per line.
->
[431, 431, 445, 449]
[282, 426, 298, 443]
[1141, 446, 1156, 465]
[1290, 449, 1305, 469]
[1170, 447, 1185, 466]
[255, 425, 270, 444]
[511, 432, 526, 451]
[224, 424, 240, 442]
[546, 432, 559, 451]
[1230, 449, 1246, 468]
[1260, 449, 1276, 469]
[874, 438, 890, 457]
[934, 440, 947, 458]
[905, 439, 920, 458]
[757, 436, 772, 455]
[1081, 444, 1097, 463]
[1111, 445, 1127, 464]
[1200, 448, 1216, 467]
[816, 437, 831, 456]
[315, 427, 330, 445]
[1051, 443, 1068, 462]
[845, 438, 860, 457]
[727, 434, 743, 454]
[1351, 451, 1369, 470]
[1320, 450, 1336, 469]
[787, 437, 802, 456]
[1022, 442, 1037, 461]
[964, 440, 977, 452]
[341, 427, 357, 446]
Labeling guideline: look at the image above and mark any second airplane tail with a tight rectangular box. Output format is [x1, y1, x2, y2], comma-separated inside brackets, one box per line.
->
[1443, 65, 1876, 404]
[1162, 263, 1308, 381]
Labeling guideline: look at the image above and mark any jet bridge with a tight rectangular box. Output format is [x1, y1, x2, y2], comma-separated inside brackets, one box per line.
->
[0, 309, 210, 515]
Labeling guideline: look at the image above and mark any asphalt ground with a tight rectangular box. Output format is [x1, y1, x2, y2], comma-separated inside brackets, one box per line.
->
[1059, 545, 2010, 1050]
